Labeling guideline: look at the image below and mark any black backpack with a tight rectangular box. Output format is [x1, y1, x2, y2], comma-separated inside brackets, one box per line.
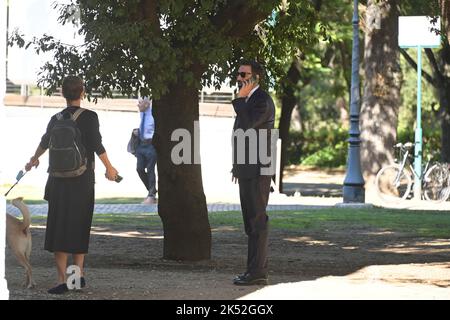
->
[48, 108, 87, 178]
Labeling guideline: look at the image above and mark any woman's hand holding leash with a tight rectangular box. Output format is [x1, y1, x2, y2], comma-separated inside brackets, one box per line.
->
[25, 156, 40, 171]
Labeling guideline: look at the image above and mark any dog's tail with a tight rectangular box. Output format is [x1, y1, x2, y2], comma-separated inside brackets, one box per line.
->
[11, 197, 31, 230]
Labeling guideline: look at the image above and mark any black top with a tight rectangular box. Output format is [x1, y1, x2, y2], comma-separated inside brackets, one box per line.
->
[232, 88, 275, 179]
[40, 106, 106, 170]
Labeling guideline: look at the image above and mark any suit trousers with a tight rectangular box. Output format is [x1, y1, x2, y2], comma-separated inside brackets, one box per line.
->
[238, 175, 271, 277]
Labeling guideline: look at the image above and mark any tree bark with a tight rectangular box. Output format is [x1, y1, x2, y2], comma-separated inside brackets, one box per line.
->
[278, 60, 302, 193]
[439, 82, 450, 162]
[152, 78, 211, 261]
[437, 1, 450, 162]
[360, 0, 402, 188]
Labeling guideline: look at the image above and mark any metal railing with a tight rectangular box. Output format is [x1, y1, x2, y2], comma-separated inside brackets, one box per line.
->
[199, 91, 234, 103]
[5, 80, 234, 103]
[6, 79, 20, 94]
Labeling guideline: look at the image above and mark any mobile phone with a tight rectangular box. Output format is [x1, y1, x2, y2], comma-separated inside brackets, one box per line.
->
[115, 175, 123, 183]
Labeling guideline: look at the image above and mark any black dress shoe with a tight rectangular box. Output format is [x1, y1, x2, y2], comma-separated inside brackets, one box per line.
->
[80, 277, 86, 289]
[233, 273, 268, 286]
[48, 283, 69, 294]
[233, 272, 249, 282]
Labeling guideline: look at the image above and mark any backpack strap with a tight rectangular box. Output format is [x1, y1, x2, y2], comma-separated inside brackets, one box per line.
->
[72, 108, 86, 121]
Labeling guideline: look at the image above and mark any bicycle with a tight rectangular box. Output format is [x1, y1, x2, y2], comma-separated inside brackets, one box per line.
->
[375, 142, 450, 203]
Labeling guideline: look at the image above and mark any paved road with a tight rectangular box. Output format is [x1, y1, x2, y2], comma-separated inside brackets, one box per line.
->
[0, 106, 241, 202]
[6, 202, 336, 216]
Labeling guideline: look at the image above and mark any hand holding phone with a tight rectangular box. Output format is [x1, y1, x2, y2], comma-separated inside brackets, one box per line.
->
[237, 74, 258, 98]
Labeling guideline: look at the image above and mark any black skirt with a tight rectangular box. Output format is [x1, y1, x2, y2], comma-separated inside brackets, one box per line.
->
[44, 169, 95, 254]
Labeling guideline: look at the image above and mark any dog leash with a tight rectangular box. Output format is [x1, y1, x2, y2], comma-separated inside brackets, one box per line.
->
[4, 170, 27, 197]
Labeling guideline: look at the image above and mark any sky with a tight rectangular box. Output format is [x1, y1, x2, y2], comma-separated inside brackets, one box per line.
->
[6, 0, 235, 92]
[8, 0, 83, 84]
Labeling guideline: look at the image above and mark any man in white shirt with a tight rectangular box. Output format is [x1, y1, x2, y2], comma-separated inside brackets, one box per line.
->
[136, 97, 157, 204]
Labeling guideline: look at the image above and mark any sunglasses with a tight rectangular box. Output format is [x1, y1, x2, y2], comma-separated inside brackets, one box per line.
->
[236, 72, 252, 78]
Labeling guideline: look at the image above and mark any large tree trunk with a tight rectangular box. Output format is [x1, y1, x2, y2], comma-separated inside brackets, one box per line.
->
[436, 45, 450, 161]
[278, 60, 302, 193]
[360, 0, 402, 188]
[152, 80, 211, 261]
[438, 1, 450, 162]
[439, 83, 450, 161]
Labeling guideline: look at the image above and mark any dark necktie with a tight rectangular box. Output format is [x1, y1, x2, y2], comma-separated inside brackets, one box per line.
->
[140, 112, 146, 141]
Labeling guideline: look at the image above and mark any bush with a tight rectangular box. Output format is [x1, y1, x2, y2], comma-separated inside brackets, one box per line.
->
[287, 127, 348, 168]
[287, 124, 441, 169]
[301, 141, 347, 167]
[397, 127, 441, 160]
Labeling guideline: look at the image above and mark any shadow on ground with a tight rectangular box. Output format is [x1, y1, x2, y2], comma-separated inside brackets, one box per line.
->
[5, 216, 450, 300]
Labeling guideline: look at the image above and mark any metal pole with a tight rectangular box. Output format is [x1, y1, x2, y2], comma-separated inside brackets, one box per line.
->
[1, 0, 10, 300]
[414, 46, 423, 199]
[343, 0, 365, 203]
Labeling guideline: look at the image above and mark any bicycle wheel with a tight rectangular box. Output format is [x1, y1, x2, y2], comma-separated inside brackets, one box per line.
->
[423, 163, 450, 202]
[375, 165, 412, 203]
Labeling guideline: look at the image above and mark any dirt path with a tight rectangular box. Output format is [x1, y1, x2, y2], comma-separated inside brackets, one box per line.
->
[5, 220, 450, 300]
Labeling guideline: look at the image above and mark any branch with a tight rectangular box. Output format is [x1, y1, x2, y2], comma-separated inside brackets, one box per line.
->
[139, 0, 162, 36]
[424, 48, 443, 81]
[209, 0, 272, 38]
[338, 40, 351, 92]
[399, 48, 436, 87]
[310, 0, 322, 11]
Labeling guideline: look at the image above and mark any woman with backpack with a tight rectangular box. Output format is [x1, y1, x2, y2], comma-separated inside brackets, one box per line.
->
[25, 76, 119, 294]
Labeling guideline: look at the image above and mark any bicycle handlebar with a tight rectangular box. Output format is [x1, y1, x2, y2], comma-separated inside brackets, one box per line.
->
[394, 142, 414, 149]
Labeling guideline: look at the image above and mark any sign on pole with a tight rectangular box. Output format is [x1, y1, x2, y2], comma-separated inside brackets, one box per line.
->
[399, 16, 441, 48]
[398, 16, 441, 200]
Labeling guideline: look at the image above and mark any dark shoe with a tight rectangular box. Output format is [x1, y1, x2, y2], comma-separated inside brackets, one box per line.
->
[233, 273, 268, 286]
[233, 272, 249, 282]
[48, 283, 69, 294]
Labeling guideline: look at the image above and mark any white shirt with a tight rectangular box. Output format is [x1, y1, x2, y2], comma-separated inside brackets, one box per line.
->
[138, 99, 155, 140]
[246, 85, 260, 102]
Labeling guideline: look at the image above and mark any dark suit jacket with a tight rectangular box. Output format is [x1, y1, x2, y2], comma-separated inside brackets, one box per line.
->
[232, 87, 275, 179]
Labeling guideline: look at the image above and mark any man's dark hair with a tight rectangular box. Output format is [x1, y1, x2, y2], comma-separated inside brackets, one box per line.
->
[62, 76, 84, 101]
[240, 60, 265, 81]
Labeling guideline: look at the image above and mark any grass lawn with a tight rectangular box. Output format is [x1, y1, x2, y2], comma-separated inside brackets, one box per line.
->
[29, 208, 450, 238]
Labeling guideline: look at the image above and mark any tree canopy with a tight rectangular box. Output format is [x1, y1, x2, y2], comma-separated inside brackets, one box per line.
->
[11, 0, 320, 100]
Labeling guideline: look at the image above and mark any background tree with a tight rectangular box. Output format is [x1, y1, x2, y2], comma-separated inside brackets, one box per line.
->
[360, 0, 402, 187]
[273, 0, 352, 191]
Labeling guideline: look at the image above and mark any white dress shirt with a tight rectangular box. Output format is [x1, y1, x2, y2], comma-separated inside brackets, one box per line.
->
[139, 99, 155, 140]
[246, 85, 260, 102]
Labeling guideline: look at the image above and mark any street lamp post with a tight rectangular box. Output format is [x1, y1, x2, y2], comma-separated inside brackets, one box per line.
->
[1, 0, 10, 300]
[343, 0, 365, 203]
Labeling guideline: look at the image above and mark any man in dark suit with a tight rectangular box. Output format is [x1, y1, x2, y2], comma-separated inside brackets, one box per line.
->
[231, 61, 275, 286]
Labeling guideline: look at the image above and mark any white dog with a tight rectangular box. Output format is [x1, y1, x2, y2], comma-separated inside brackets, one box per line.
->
[6, 197, 35, 288]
